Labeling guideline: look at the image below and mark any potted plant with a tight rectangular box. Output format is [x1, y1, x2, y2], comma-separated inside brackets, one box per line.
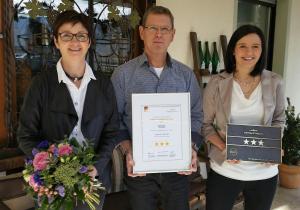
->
[278, 97, 300, 188]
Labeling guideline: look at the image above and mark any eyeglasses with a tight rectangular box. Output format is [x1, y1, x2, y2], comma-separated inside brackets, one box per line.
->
[143, 25, 173, 34]
[58, 32, 89, 42]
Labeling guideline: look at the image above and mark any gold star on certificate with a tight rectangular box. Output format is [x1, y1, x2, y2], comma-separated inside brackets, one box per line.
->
[244, 139, 249, 145]
[251, 139, 257, 145]
[258, 140, 264, 146]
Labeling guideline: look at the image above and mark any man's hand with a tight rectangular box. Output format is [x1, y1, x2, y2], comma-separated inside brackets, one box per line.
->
[120, 140, 146, 177]
[177, 148, 198, 175]
[126, 151, 146, 177]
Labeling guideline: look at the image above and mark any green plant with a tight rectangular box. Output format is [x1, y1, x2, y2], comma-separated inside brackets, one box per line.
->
[282, 97, 300, 165]
[21, 0, 140, 28]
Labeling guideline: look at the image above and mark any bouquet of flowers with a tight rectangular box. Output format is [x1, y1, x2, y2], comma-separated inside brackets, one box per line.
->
[22, 138, 104, 210]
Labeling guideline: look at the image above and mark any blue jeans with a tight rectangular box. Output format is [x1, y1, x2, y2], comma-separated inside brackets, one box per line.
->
[125, 173, 189, 210]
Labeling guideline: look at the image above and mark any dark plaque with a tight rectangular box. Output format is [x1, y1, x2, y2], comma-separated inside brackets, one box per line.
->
[226, 124, 282, 163]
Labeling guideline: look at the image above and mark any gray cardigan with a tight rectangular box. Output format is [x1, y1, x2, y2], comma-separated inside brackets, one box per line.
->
[202, 70, 285, 164]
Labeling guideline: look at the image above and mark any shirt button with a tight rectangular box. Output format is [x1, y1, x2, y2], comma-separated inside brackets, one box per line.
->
[74, 102, 78, 106]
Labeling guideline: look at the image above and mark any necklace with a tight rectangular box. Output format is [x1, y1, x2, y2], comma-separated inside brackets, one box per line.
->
[234, 76, 256, 87]
[65, 72, 84, 82]
[234, 74, 259, 98]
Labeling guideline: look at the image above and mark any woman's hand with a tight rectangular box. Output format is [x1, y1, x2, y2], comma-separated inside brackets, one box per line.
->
[207, 133, 226, 152]
[217, 130, 226, 140]
[88, 165, 98, 180]
[226, 159, 241, 164]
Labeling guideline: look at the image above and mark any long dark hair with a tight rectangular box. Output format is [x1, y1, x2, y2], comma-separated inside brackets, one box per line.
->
[225, 24, 266, 76]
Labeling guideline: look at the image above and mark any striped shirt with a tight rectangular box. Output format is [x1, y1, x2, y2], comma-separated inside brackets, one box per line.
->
[111, 53, 203, 147]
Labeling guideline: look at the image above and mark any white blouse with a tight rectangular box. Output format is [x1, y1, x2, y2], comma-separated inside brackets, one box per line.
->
[210, 81, 278, 181]
[56, 59, 96, 145]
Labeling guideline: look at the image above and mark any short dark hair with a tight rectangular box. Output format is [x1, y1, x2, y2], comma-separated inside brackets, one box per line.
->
[225, 24, 266, 76]
[142, 6, 174, 28]
[53, 10, 92, 41]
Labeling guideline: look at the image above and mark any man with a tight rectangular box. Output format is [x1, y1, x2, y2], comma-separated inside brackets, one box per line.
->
[111, 6, 203, 210]
[17, 10, 119, 210]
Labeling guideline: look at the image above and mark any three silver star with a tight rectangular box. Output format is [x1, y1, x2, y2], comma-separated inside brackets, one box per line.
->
[244, 139, 249, 144]
[243, 138, 264, 146]
[258, 140, 264, 146]
[251, 139, 257, 145]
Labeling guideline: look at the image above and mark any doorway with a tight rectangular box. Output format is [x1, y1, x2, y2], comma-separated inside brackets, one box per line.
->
[237, 0, 276, 70]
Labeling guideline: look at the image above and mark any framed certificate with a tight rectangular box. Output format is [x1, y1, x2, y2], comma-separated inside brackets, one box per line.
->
[132, 93, 192, 173]
[226, 124, 282, 163]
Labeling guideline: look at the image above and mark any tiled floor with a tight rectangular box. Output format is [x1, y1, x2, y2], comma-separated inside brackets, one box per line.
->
[233, 186, 300, 210]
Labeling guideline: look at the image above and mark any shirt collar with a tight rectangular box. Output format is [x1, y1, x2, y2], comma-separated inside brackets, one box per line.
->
[56, 58, 96, 84]
[139, 52, 173, 68]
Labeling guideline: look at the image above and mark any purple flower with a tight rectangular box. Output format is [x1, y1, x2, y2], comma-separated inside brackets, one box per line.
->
[32, 148, 39, 156]
[53, 147, 59, 157]
[79, 166, 88, 174]
[33, 172, 43, 186]
[55, 186, 65, 197]
[25, 158, 33, 165]
[48, 195, 54, 204]
[37, 140, 49, 149]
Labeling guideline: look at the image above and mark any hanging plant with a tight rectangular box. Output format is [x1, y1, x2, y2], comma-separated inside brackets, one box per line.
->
[107, 4, 121, 22]
[128, 9, 140, 29]
[24, 0, 47, 19]
[57, 0, 74, 12]
[21, 0, 140, 29]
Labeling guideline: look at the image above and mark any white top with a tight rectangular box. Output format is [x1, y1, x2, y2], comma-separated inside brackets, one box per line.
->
[210, 81, 278, 181]
[153, 67, 164, 78]
[56, 59, 96, 144]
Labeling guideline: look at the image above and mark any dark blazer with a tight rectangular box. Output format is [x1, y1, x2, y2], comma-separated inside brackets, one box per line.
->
[17, 69, 119, 188]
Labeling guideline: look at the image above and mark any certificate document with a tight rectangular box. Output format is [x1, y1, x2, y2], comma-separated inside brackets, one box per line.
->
[132, 93, 192, 173]
[226, 124, 282, 163]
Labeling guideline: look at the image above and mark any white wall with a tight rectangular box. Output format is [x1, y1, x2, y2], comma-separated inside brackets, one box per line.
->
[281, 0, 300, 113]
[156, 0, 236, 70]
[157, 0, 300, 112]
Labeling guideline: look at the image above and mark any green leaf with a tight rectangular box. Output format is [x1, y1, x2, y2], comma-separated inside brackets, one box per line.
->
[69, 137, 80, 148]
[64, 196, 74, 210]
[24, 0, 46, 19]
[282, 97, 300, 165]
[57, 0, 74, 12]
[107, 5, 121, 22]
[129, 9, 141, 29]
[37, 196, 49, 210]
